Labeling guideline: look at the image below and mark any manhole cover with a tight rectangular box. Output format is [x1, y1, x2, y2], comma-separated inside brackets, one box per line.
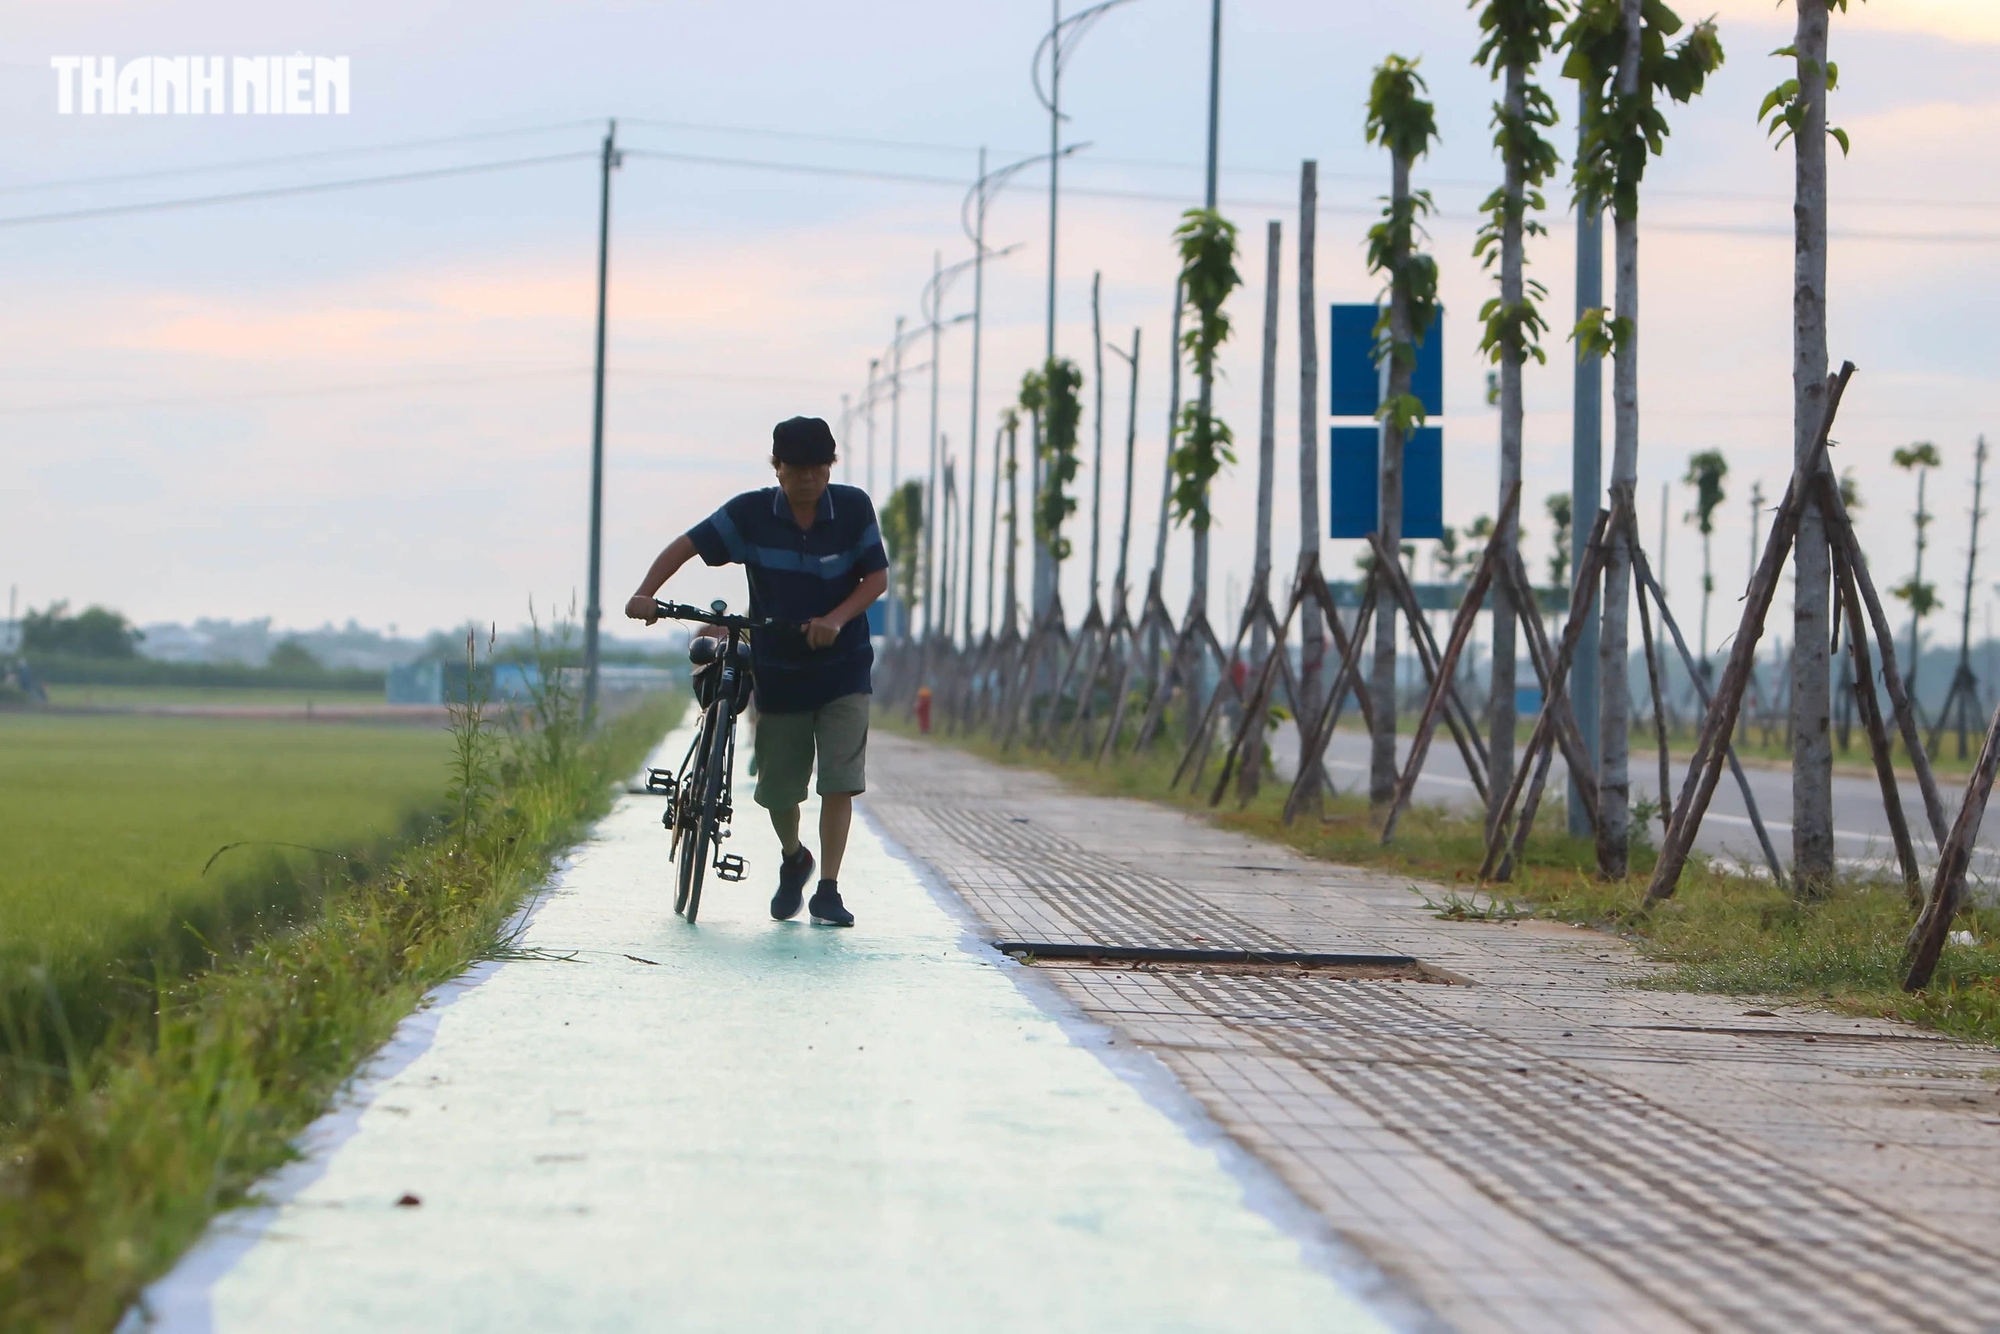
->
[992, 940, 1461, 983]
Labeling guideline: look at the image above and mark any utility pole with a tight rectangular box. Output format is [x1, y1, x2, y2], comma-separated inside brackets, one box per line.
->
[925, 251, 943, 641]
[582, 118, 621, 724]
[891, 317, 906, 641]
[965, 146, 988, 646]
[1046, 0, 1061, 368]
[1191, 0, 1223, 612]
[839, 393, 851, 485]
[865, 359, 879, 498]
[1567, 89, 1602, 838]
[1089, 271, 1106, 615]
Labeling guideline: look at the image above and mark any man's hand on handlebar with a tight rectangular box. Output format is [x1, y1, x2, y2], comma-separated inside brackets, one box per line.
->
[803, 613, 845, 650]
[624, 594, 660, 625]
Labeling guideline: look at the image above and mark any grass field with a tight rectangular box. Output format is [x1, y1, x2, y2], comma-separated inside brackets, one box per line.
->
[1, 688, 683, 1329]
[1, 712, 453, 1053]
[38, 684, 385, 708]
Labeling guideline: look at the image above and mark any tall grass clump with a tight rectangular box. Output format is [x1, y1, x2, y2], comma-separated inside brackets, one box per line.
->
[0, 620, 682, 1332]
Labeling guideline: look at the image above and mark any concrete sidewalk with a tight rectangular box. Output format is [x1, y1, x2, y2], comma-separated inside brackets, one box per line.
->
[126, 719, 1399, 1333]
[866, 733, 2000, 1334]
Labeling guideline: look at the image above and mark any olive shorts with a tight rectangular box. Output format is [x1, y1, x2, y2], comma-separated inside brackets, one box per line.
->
[752, 692, 870, 809]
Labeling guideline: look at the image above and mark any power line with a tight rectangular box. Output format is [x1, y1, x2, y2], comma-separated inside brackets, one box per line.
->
[624, 149, 2000, 244]
[4, 108, 1993, 218]
[619, 112, 2000, 212]
[620, 148, 967, 189]
[0, 151, 595, 228]
[3, 138, 1994, 247]
[0, 119, 605, 197]
[0, 364, 849, 415]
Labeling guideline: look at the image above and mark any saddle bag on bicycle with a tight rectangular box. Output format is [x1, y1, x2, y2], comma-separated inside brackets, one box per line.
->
[689, 637, 754, 714]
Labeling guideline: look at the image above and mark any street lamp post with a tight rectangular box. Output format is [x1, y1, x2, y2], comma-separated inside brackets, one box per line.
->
[582, 117, 622, 724]
[1032, 0, 1135, 622]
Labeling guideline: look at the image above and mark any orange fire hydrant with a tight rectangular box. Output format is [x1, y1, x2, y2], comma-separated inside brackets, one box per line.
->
[915, 685, 933, 734]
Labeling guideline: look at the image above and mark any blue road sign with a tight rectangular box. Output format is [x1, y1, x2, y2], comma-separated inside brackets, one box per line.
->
[1326, 303, 1444, 542]
[1329, 426, 1443, 540]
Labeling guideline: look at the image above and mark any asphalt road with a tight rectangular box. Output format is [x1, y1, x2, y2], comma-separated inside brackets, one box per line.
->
[1274, 725, 2000, 884]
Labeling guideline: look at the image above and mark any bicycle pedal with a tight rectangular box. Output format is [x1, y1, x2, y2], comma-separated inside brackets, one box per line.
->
[714, 854, 747, 882]
[644, 768, 677, 796]
[659, 798, 678, 828]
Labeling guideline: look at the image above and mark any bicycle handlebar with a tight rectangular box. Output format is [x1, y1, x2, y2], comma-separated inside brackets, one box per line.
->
[650, 599, 781, 631]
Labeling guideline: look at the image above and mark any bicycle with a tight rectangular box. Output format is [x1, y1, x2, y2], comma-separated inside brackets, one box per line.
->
[642, 599, 776, 923]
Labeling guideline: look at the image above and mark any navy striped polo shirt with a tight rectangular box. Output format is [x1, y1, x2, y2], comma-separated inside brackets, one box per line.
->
[685, 483, 888, 713]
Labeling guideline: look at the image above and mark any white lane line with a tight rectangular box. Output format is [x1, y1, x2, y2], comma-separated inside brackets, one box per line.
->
[1325, 761, 1961, 853]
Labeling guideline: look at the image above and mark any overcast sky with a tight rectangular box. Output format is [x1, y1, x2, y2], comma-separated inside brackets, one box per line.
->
[3, 0, 1996, 653]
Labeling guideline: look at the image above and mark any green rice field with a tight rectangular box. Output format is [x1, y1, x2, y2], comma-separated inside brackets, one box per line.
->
[40, 684, 385, 708]
[1, 712, 453, 1051]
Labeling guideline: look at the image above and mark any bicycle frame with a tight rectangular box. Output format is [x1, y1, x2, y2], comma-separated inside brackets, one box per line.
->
[643, 600, 775, 907]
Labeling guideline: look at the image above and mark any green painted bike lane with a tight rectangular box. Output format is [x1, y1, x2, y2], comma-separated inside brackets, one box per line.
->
[126, 719, 1401, 1332]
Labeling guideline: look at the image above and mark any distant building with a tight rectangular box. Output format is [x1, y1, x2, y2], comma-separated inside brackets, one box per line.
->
[385, 661, 541, 705]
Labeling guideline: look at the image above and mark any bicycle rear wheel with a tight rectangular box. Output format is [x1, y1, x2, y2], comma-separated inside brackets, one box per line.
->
[679, 700, 731, 923]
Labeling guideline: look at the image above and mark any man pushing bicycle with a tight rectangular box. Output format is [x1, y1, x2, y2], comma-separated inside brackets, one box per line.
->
[625, 416, 888, 927]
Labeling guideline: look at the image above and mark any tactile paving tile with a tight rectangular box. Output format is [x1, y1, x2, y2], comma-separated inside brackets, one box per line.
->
[1161, 968, 2000, 1334]
[872, 796, 1295, 952]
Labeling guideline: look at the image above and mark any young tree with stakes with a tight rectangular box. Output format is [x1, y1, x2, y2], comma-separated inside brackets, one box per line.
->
[1683, 448, 1728, 670]
[1891, 441, 1942, 700]
[1472, 0, 1564, 820]
[1169, 208, 1242, 612]
[1034, 358, 1086, 593]
[1001, 407, 1023, 636]
[881, 479, 925, 618]
[1363, 55, 1442, 809]
[1762, 0, 1858, 889]
[1562, 0, 1723, 876]
[1545, 491, 1574, 592]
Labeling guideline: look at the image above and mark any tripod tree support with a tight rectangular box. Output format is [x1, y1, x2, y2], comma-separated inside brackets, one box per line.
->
[1381, 482, 1518, 842]
[1904, 691, 2000, 990]
[1623, 513, 1786, 889]
[1834, 543, 1925, 907]
[1479, 506, 1611, 880]
[1281, 568, 1380, 824]
[1209, 562, 1341, 806]
[1646, 364, 1853, 907]
[1370, 533, 1493, 805]
[1812, 440, 1952, 851]
[1929, 435, 1988, 760]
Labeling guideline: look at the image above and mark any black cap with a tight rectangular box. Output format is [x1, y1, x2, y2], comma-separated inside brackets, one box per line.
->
[772, 416, 836, 466]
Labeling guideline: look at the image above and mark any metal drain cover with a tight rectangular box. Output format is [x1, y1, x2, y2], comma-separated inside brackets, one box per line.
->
[991, 940, 1458, 982]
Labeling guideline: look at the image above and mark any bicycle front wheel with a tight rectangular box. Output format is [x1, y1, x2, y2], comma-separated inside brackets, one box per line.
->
[673, 709, 714, 917]
[679, 700, 732, 924]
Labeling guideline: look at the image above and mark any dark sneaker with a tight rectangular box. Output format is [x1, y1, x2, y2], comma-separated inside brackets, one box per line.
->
[808, 881, 854, 927]
[770, 845, 814, 920]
